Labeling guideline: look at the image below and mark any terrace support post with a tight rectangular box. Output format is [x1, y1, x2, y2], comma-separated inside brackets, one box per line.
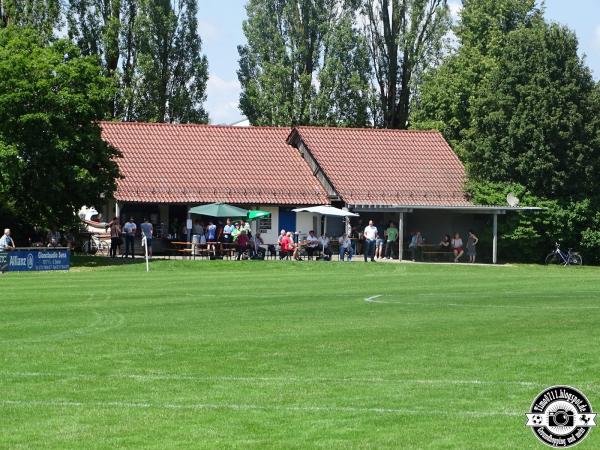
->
[492, 212, 498, 264]
[115, 201, 120, 219]
[187, 208, 192, 243]
[398, 212, 404, 261]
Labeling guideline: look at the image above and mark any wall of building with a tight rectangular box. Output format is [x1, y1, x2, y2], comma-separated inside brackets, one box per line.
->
[405, 211, 486, 245]
[255, 206, 279, 245]
[295, 212, 316, 238]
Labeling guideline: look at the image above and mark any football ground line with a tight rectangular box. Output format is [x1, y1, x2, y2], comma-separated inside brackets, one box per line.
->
[364, 294, 600, 309]
[0, 399, 522, 417]
[0, 370, 545, 387]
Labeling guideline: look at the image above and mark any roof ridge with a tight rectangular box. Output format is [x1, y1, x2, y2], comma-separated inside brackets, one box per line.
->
[293, 125, 442, 133]
[99, 121, 291, 131]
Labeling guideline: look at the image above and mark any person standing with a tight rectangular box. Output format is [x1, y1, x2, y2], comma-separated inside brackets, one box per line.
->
[0, 228, 15, 252]
[140, 218, 153, 258]
[466, 230, 479, 263]
[0, 228, 14, 273]
[240, 219, 251, 236]
[363, 220, 378, 262]
[231, 223, 241, 242]
[384, 222, 399, 259]
[222, 218, 234, 243]
[408, 231, 423, 262]
[123, 217, 137, 259]
[109, 217, 121, 258]
[192, 219, 204, 238]
[206, 221, 217, 241]
[375, 227, 385, 260]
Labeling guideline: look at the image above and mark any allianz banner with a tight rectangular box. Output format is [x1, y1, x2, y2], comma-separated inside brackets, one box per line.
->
[0, 248, 70, 271]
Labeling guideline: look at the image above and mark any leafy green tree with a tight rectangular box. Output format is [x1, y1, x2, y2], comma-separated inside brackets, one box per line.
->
[0, 0, 61, 40]
[0, 27, 120, 228]
[362, 0, 450, 128]
[412, 0, 541, 151]
[238, 0, 371, 127]
[464, 22, 598, 199]
[414, 1, 599, 200]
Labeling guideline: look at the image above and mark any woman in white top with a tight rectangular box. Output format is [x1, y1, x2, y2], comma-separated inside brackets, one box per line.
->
[451, 232, 464, 263]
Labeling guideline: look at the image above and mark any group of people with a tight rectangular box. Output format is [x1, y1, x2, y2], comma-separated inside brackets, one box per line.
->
[104, 216, 154, 259]
[413, 230, 479, 263]
[275, 220, 400, 262]
[2, 219, 481, 263]
[278, 229, 334, 261]
[191, 218, 266, 260]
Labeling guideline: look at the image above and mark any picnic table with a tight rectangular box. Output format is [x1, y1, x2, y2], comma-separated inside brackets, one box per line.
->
[169, 241, 239, 259]
[420, 244, 454, 262]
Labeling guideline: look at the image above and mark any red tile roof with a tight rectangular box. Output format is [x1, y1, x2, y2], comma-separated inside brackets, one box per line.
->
[287, 126, 470, 207]
[100, 122, 329, 205]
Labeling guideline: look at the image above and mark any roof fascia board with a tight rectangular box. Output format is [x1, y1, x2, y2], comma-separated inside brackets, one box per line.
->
[349, 204, 543, 213]
[290, 132, 341, 201]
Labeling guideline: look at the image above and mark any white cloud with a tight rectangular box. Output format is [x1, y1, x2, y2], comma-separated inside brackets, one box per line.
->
[198, 20, 220, 43]
[205, 74, 244, 125]
[448, 1, 462, 21]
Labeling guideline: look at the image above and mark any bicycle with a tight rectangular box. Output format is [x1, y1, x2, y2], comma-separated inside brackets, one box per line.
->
[544, 242, 582, 266]
[81, 234, 110, 256]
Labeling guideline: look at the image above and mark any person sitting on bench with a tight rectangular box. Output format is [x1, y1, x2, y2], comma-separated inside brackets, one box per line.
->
[249, 233, 266, 259]
[305, 230, 320, 259]
[338, 234, 353, 261]
[279, 232, 295, 259]
[319, 233, 333, 260]
[439, 234, 452, 251]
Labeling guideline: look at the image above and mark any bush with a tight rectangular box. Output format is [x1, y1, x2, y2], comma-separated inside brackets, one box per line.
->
[467, 181, 598, 263]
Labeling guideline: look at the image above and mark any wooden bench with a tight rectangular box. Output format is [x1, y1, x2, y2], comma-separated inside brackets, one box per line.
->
[422, 250, 455, 262]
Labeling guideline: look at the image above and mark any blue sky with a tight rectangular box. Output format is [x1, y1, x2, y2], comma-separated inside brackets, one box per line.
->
[199, 0, 600, 124]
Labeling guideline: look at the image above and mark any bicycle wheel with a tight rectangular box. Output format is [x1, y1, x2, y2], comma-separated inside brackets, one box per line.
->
[82, 240, 96, 255]
[569, 253, 583, 265]
[545, 252, 559, 265]
[96, 240, 109, 256]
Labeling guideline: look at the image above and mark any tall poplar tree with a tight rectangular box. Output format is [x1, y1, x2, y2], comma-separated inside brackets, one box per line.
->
[134, 0, 208, 123]
[361, 0, 450, 128]
[66, 0, 209, 123]
[238, 0, 371, 127]
[0, 0, 61, 40]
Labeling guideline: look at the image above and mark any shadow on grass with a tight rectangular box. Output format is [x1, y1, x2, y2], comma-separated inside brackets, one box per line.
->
[71, 255, 147, 268]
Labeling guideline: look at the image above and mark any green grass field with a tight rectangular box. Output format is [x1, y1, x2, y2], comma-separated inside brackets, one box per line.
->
[1, 259, 599, 449]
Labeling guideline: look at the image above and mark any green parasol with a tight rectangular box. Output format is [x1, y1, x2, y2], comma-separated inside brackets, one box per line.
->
[247, 210, 271, 221]
[189, 203, 249, 218]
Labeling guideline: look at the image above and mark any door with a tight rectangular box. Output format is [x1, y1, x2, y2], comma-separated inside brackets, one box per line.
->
[278, 208, 296, 233]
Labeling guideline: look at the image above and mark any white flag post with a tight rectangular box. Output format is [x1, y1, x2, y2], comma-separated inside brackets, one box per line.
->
[142, 236, 149, 272]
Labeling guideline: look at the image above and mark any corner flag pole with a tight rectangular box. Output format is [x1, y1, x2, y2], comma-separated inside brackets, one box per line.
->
[142, 236, 149, 272]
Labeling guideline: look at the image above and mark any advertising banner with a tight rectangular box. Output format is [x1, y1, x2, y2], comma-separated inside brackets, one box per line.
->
[1, 248, 70, 272]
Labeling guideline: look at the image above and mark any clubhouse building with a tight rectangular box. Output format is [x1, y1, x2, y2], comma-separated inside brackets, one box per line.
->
[99, 122, 533, 262]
